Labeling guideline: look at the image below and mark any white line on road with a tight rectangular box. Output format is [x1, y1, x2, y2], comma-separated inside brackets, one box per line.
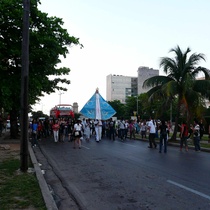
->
[118, 142, 137, 147]
[81, 145, 90, 149]
[167, 180, 210, 200]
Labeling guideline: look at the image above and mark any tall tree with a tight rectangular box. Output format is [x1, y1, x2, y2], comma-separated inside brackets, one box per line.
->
[0, 0, 82, 138]
[143, 45, 210, 139]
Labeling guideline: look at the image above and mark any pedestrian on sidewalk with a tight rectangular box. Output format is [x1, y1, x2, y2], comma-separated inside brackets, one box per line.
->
[140, 120, 147, 139]
[180, 120, 189, 152]
[158, 120, 168, 153]
[129, 120, 136, 140]
[193, 119, 201, 152]
[31, 119, 38, 147]
[147, 117, 157, 148]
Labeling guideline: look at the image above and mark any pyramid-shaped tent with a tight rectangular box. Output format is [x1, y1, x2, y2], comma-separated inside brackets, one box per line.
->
[80, 89, 116, 120]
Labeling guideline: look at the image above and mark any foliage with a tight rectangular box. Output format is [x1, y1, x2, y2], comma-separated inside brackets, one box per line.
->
[0, 158, 46, 209]
[108, 100, 125, 118]
[143, 45, 210, 139]
[0, 0, 82, 138]
[31, 111, 49, 120]
[125, 93, 171, 120]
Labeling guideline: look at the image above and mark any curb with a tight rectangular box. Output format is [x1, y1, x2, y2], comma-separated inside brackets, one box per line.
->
[28, 145, 58, 210]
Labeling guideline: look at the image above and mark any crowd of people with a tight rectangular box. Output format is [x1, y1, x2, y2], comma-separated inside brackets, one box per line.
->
[29, 116, 207, 152]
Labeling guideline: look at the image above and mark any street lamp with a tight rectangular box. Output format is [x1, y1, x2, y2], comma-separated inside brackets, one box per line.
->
[137, 95, 139, 115]
[58, 91, 64, 104]
[136, 95, 140, 117]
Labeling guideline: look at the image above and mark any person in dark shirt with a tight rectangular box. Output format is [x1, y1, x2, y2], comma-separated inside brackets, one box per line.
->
[158, 120, 168, 153]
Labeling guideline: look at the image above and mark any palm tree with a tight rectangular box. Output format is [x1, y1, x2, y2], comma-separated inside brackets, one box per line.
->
[143, 45, 210, 140]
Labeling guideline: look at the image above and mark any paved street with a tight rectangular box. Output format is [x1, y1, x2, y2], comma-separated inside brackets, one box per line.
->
[34, 136, 210, 210]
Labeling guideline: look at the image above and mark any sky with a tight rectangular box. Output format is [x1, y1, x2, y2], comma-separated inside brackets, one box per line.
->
[33, 0, 210, 115]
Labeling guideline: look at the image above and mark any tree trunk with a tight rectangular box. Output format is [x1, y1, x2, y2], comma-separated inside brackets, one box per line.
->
[9, 109, 19, 139]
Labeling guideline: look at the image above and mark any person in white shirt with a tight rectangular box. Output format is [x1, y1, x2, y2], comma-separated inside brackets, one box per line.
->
[124, 120, 129, 139]
[193, 119, 201, 152]
[73, 120, 82, 149]
[147, 117, 157, 148]
[119, 119, 125, 141]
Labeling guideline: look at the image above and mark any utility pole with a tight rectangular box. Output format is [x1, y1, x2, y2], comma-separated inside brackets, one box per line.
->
[20, 0, 30, 172]
[137, 96, 139, 116]
[58, 91, 64, 104]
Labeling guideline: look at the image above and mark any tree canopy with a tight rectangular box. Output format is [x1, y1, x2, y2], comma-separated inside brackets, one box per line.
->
[143, 45, 210, 139]
[0, 0, 82, 137]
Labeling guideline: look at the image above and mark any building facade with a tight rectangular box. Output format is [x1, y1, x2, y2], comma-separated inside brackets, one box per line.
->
[106, 66, 159, 103]
[137, 66, 159, 94]
[106, 74, 137, 103]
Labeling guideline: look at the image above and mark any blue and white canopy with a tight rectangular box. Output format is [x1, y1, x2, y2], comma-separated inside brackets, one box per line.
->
[80, 89, 116, 120]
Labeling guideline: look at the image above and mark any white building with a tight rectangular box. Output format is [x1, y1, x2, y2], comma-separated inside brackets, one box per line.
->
[106, 74, 137, 103]
[106, 66, 159, 103]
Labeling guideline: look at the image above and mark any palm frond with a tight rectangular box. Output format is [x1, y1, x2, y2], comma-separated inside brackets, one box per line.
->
[159, 57, 177, 75]
[143, 75, 172, 88]
[193, 80, 210, 98]
[192, 66, 210, 79]
[161, 80, 178, 96]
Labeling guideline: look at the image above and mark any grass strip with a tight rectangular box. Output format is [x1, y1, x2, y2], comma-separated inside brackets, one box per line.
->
[0, 158, 46, 210]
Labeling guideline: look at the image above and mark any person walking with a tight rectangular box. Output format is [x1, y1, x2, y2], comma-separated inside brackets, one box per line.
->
[73, 120, 82, 148]
[119, 118, 125, 141]
[109, 119, 115, 141]
[59, 119, 66, 142]
[147, 117, 157, 148]
[140, 120, 147, 139]
[193, 119, 201, 152]
[52, 120, 60, 143]
[124, 120, 129, 139]
[84, 119, 91, 141]
[159, 120, 168, 153]
[129, 120, 136, 140]
[31, 119, 38, 147]
[180, 120, 189, 152]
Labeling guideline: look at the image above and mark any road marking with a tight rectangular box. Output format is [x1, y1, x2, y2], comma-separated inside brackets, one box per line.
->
[167, 180, 210, 200]
[81, 145, 90, 149]
[118, 142, 137, 147]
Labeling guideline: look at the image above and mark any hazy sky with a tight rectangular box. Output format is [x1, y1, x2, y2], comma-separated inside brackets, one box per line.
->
[33, 0, 210, 114]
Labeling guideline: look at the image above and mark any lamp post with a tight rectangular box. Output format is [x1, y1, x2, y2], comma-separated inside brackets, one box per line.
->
[136, 95, 140, 117]
[58, 92, 64, 104]
[137, 96, 139, 116]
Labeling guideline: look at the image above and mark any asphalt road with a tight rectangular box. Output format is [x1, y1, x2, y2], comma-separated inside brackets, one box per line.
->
[34, 136, 210, 210]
